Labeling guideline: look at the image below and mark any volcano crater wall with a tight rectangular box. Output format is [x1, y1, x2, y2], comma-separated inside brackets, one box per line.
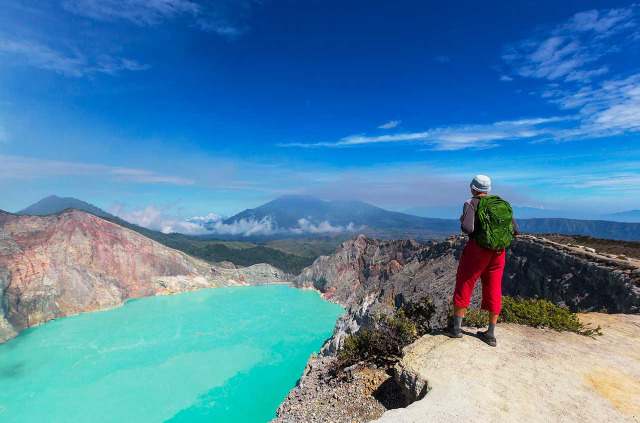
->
[294, 234, 640, 355]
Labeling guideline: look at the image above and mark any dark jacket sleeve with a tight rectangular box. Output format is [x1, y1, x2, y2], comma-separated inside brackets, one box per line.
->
[460, 201, 475, 234]
[512, 217, 520, 235]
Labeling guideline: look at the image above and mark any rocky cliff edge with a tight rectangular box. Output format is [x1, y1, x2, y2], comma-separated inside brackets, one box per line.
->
[372, 312, 640, 423]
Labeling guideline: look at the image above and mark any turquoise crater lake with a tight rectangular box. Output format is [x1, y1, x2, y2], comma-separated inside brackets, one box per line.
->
[0, 285, 343, 422]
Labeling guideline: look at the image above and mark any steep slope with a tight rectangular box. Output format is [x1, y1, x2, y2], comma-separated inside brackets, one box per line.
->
[18, 195, 113, 218]
[0, 209, 289, 343]
[293, 234, 640, 354]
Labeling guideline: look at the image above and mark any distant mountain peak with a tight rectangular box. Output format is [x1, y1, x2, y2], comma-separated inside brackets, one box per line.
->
[18, 195, 112, 218]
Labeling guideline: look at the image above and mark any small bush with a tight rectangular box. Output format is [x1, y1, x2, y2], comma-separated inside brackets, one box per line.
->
[447, 296, 602, 336]
[400, 295, 436, 335]
[460, 308, 490, 328]
[500, 296, 602, 336]
[337, 313, 417, 368]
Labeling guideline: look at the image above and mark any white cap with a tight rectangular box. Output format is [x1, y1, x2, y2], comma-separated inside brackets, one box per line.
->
[470, 175, 491, 193]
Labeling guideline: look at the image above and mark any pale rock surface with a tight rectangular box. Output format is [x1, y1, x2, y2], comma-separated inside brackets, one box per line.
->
[372, 313, 640, 423]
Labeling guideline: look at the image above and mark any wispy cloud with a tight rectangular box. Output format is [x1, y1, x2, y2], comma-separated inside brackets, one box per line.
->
[501, 7, 640, 141]
[503, 7, 639, 83]
[61, 0, 259, 38]
[0, 154, 194, 185]
[281, 9, 640, 153]
[564, 174, 640, 191]
[435, 55, 450, 63]
[378, 120, 401, 129]
[279, 117, 573, 151]
[0, 38, 150, 77]
[545, 72, 640, 139]
[61, 0, 201, 26]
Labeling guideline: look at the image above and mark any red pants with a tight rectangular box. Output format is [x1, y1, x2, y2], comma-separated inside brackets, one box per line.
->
[453, 239, 505, 314]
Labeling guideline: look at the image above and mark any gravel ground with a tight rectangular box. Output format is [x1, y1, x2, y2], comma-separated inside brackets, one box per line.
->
[272, 357, 404, 423]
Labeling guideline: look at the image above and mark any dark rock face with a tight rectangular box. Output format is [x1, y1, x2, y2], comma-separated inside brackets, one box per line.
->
[0, 209, 288, 343]
[504, 237, 640, 313]
[294, 234, 640, 355]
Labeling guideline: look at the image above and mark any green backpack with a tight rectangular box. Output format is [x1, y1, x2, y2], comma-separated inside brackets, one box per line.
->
[473, 195, 514, 250]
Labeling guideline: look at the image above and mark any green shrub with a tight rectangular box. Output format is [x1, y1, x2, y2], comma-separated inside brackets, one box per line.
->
[500, 296, 602, 336]
[461, 308, 490, 328]
[337, 313, 417, 368]
[400, 295, 437, 335]
[447, 296, 602, 336]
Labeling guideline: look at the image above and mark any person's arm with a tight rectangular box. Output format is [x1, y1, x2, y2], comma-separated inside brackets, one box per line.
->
[460, 201, 475, 234]
[512, 217, 520, 236]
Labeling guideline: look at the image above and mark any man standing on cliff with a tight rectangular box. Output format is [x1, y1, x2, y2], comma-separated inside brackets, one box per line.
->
[448, 175, 519, 347]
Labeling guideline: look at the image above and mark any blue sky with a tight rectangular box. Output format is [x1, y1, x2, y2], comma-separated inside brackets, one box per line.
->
[1, 0, 639, 232]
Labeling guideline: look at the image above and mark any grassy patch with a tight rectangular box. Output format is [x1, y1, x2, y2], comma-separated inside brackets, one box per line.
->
[450, 296, 603, 336]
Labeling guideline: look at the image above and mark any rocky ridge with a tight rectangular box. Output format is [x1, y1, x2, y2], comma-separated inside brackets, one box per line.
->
[0, 209, 289, 343]
[273, 233, 640, 422]
[293, 234, 639, 355]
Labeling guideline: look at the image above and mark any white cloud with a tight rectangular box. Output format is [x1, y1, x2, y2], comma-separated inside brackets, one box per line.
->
[111, 204, 362, 236]
[378, 120, 401, 129]
[279, 117, 573, 151]
[500, 75, 513, 81]
[543, 72, 640, 139]
[109, 167, 194, 185]
[435, 55, 450, 63]
[0, 154, 195, 185]
[186, 213, 224, 223]
[205, 216, 361, 237]
[502, 7, 638, 83]
[111, 204, 212, 235]
[61, 0, 256, 38]
[61, 0, 200, 26]
[563, 174, 640, 191]
[0, 38, 150, 77]
[291, 218, 359, 234]
[206, 216, 278, 236]
[498, 7, 640, 141]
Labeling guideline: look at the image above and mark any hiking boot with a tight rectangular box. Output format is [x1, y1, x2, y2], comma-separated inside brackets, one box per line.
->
[477, 330, 497, 347]
[446, 326, 463, 338]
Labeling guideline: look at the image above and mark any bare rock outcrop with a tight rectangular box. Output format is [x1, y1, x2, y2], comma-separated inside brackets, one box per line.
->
[371, 313, 640, 423]
[0, 209, 288, 342]
[505, 235, 640, 313]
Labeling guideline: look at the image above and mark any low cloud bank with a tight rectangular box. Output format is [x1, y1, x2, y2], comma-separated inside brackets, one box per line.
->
[197, 216, 361, 237]
[111, 204, 212, 235]
[111, 205, 361, 237]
